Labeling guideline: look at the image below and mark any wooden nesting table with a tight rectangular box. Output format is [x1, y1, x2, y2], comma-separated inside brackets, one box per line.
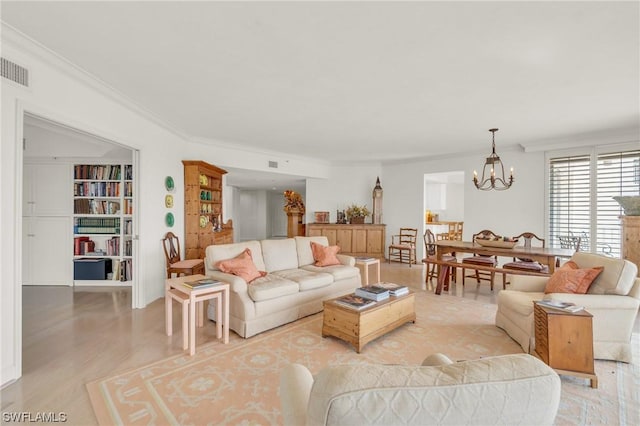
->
[322, 291, 416, 353]
[165, 274, 230, 356]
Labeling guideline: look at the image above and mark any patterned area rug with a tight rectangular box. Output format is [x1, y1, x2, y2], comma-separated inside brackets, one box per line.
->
[87, 291, 639, 425]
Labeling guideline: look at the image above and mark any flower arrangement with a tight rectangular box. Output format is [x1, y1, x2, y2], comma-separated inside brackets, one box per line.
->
[345, 204, 370, 219]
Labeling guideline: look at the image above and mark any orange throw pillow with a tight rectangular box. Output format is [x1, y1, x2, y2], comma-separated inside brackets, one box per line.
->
[216, 248, 266, 283]
[310, 242, 341, 267]
[544, 260, 603, 294]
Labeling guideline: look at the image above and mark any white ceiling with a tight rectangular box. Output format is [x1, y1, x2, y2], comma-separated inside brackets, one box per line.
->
[3, 1, 639, 168]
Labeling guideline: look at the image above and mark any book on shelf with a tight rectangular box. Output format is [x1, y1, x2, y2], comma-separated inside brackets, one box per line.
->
[375, 282, 410, 296]
[536, 300, 584, 313]
[183, 278, 221, 289]
[334, 294, 377, 310]
[355, 285, 390, 301]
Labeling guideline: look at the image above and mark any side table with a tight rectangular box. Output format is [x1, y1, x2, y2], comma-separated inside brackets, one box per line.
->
[355, 257, 380, 286]
[165, 274, 230, 355]
[533, 302, 597, 388]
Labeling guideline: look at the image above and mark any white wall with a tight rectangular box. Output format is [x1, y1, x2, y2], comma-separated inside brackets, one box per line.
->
[236, 190, 268, 241]
[382, 149, 546, 259]
[268, 190, 288, 238]
[0, 26, 332, 386]
[444, 182, 464, 221]
[306, 164, 383, 224]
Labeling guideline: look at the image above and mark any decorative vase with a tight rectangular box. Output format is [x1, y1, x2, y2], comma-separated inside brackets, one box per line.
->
[350, 216, 365, 224]
[613, 196, 640, 216]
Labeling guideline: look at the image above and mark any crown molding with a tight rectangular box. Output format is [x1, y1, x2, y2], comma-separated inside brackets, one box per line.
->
[1, 22, 190, 142]
[189, 135, 332, 168]
[521, 126, 639, 153]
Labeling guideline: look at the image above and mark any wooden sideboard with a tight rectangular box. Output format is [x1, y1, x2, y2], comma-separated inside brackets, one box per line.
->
[307, 223, 386, 258]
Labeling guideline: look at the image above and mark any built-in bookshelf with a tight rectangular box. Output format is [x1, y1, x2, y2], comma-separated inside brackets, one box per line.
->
[73, 163, 133, 285]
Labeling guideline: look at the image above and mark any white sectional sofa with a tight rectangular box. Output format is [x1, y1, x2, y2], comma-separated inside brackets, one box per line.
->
[205, 236, 361, 338]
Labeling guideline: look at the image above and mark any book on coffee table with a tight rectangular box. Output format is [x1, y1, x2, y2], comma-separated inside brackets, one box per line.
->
[375, 282, 409, 296]
[355, 285, 390, 301]
[334, 294, 377, 310]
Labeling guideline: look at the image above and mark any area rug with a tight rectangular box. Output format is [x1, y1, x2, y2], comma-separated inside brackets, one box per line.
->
[87, 291, 639, 425]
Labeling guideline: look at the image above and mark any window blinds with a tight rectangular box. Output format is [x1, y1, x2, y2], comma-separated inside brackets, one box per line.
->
[548, 149, 640, 257]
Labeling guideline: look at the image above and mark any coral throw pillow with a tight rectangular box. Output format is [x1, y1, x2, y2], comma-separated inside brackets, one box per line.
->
[216, 248, 266, 283]
[310, 242, 341, 267]
[544, 260, 603, 294]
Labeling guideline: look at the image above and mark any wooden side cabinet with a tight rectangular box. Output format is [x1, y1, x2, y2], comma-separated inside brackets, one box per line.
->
[307, 223, 386, 258]
[621, 216, 639, 276]
[534, 302, 597, 388]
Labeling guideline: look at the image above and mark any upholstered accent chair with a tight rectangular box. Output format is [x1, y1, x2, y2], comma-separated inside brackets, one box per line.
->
[496, 251, 640, 362]
[280, 353, 561, 426]
[388, 227, 417, 267]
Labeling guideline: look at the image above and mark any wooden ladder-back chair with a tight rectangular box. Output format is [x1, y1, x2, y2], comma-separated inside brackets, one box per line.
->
[502, 232, 548, 288]
[422, 229, 457, 288]
[388, 228, 418, 267]
[162, 232, 205, 278]
[452, 222, 463, 241]
[461, 230, 499, 290]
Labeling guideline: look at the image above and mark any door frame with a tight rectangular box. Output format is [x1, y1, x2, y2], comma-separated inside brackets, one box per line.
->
[13, 100, 142, 380]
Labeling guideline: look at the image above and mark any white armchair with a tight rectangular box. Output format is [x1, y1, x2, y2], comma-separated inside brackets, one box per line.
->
[496, 251, 640, 362]
[279, 353, 561, 426]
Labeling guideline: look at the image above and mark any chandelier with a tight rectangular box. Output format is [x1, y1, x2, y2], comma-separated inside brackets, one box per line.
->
[473, 128, 514, 191]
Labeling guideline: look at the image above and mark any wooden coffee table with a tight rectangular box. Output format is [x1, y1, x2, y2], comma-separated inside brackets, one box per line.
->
[322, 291, 416, 353]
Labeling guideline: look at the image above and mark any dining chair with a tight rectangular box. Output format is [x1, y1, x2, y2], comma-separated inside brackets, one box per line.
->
[501, 232, 548, 288]
[436, 222, 457, 241]
[422, 229, 457, 289]
[388, 228, 418, 267]
[461, 229, 499, 290]
[557, 234, 582, 267]
[452, 222, 463, 241]
[162, 231, 205, 278]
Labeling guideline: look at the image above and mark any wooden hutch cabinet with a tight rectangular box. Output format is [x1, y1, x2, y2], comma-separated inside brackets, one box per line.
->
[307, 223, 386, 258]
[183, 161, 233, 260]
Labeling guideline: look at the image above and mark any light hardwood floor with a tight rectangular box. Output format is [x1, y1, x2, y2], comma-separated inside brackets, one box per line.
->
[1, 263, 635, 424]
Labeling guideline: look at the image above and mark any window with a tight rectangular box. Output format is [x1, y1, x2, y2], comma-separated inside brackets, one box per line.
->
[548, 148, 640, 257]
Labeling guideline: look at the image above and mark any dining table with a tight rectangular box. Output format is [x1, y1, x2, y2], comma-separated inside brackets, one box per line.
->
[432, 240, 575, 295]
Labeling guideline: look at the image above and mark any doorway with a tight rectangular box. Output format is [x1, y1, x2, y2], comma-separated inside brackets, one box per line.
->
[423, 171, 465, 253]
[19, 111, 139, 378]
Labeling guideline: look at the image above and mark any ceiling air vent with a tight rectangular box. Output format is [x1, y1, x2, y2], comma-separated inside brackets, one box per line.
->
[1, 57, 29, 87]
[268, 161, 278, 168]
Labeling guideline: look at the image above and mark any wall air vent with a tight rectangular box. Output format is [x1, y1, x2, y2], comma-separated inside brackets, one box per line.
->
[268, 161, 278, 168]
[1, 57, 29, 87]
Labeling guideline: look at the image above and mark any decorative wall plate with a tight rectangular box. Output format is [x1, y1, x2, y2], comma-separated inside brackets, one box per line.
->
[165, 176, 175, 191]
[199, 215, 208, 227]
[165, 212, 175, 227]
[165, 194, 174, 208]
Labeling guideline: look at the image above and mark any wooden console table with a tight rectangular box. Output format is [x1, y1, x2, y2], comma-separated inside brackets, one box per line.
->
[307, 223, 386, 258]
